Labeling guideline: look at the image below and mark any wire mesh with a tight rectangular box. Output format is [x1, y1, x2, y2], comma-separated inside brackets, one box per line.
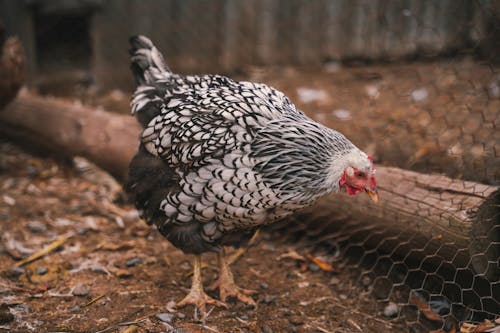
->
[0, 0, 498, 332]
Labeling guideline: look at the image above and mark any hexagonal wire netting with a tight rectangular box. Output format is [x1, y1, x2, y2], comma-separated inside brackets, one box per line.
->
[280, 186, 498, 331]
[259, 1, 500, 332]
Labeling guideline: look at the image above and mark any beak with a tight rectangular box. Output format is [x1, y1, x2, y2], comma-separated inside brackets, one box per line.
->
[365, 189, 379, 203]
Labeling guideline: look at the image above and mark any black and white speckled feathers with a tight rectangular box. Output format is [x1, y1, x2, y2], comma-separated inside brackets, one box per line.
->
[127, 35, 366, 254]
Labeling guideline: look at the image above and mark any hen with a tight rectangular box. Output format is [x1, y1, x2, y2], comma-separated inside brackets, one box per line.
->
[127, 35, 378, 314]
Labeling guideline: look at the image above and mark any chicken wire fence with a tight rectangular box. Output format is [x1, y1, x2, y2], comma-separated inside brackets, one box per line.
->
[2, 0, 500, 332]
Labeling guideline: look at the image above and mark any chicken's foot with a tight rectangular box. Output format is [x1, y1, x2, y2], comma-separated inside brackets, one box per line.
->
[176, 254, 227, 315]
[210, 248, 256, 306]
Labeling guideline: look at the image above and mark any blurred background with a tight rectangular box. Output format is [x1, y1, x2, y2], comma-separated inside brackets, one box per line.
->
[0, 1, 499, 332]
[1, 1, 499, 93]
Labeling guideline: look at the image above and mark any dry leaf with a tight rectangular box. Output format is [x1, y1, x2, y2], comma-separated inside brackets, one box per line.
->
[409, 293, 443, 323]
[114, 268, 133, 278]
[460, 319, 496, 333]
[123, 325, 139, 333]
[306, 253, 336, 272]
[277, 250, 306, 262]
[100, 241, 135, 251]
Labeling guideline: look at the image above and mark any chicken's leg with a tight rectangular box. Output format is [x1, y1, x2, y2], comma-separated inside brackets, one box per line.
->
[210, 248, 256, 306]
[176, 255, 227, 314]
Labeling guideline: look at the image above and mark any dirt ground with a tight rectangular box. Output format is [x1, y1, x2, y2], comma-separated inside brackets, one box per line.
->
[0, 59, 498, 333]
[0, 140, 403, 333]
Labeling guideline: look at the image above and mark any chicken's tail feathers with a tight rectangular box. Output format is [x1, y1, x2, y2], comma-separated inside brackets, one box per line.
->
[129, 35, 171, 86]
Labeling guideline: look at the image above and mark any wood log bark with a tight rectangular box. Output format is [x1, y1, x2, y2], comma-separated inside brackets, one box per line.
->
[0, 92, 140, 180]
[287, 168, 499, 281]
[0, 93, 498, 280]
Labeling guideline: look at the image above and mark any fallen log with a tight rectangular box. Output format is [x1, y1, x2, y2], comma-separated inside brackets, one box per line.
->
[0, 92, 140, 180]
[0, 93, 498, 280]
[286, 168, 499, 281]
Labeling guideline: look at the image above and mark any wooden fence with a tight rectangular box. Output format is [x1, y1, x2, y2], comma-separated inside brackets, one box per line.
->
[0, 0, 498, 91]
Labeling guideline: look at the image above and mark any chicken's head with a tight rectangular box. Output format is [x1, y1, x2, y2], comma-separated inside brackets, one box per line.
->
[339, 155, 378, 202]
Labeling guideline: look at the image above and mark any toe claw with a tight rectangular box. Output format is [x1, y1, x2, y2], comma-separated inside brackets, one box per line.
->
[176, 291, 227, 315]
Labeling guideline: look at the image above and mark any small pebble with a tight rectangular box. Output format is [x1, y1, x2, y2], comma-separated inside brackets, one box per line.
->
[488, 77, 500, 99]
[411, 87, 429, 102]
[72, 283, 89, 297]
[262, 294, 278, 304]
[339, 294, 348, 300]
[123, 210, 140, 223]
[308, 263, 320, 272]
[10, 267, 25, 278]
[332, 109, 352, 120]
[69, 305, 81, 313]
[383, 302, 399, 317]
[365, 85, 380, 99]
[2, 195, 15, 206]
[36, 266, 48, 275]
[239, 314, 249, 320]
[261, 324, 273, 333]
[260, 282, 269, 290]
[76, 227, 87, 235]
[27, 220, 47, 233]
[296, 87, 328, 104]
[176, 312, 185, 319]
[126, 257, 142, 267]
[156, 313, 174, 323]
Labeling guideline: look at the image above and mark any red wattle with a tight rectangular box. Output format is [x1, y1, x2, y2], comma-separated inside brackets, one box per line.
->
[346, 185, 362, 195]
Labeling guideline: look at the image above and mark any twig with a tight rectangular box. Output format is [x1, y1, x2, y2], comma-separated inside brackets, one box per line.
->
[201, 325, 221, 333]
[299, 296, 335, 306]
[228, 229, 260, 265]
[47, 291, 74, 298]
[15, 234, 72, 267]
[94, 311, 157, 333]
[309, 325, 333, 333]
[83, 294, 105, 308]
[0, 281, 31, 293]
[234, 316, 250, 325]
[346, 318, 363, 332]
[333, 301, 397, 327]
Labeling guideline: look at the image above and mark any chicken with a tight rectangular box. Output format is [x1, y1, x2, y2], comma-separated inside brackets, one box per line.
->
[127, 35, 378, 314]
[0, 22, 25, 110]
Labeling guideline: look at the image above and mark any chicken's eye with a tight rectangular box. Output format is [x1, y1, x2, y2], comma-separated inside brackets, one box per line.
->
[356, 171, 365, 178]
